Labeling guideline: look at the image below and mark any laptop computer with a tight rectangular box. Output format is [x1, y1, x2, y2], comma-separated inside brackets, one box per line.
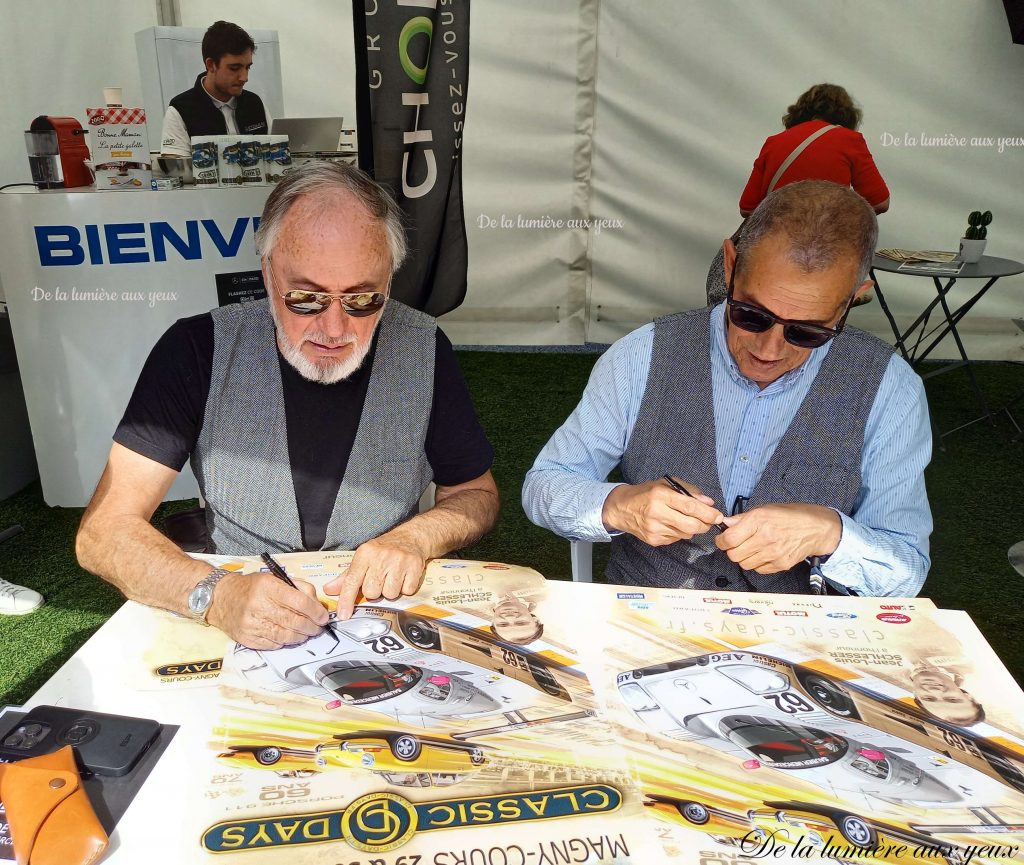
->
[271, 117, 345, 152]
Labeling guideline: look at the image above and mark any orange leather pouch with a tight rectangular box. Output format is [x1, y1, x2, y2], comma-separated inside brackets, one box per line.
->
[0, 745, 108, 865]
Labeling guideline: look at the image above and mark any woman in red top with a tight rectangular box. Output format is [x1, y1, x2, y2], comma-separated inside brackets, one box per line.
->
[740, 84, 890, 216]
[707, 84, 889, 303]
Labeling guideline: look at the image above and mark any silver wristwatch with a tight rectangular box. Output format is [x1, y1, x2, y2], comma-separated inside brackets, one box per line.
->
[187, 568, 231, 624]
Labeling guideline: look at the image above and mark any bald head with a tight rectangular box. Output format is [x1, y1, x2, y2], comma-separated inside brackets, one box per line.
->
[736, 180, 878, 290]
[255, 160, 407, 273]
[273, 189, 391, 274]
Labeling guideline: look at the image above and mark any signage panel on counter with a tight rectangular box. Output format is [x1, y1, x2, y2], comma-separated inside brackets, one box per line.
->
[215, 270, 266, 306]
[0, 186, 273, 506]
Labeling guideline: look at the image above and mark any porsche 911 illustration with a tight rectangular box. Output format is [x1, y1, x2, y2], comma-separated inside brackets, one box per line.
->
[617, 652, 962, 805]
[216, 743, 320, 776]
[315, 729, 488, 784]
[644, 792, 757, 846]
[749, 801, 970, 865]
[644, 790, 971, 865]
[652, 650, 1024, 799]
[232, 610, 552, 720]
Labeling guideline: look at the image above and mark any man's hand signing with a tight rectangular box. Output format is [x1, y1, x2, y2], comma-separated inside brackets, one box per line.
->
[602, 478, 725, 546]
[208, 571, 329, 650]
[716, 503, 841, 574]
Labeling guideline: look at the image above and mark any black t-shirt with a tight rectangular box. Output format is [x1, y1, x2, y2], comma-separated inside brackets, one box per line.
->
[115, 313, 494, 549]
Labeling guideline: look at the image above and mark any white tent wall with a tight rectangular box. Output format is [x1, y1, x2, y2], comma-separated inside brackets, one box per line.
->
[444, 0, 589, 344]
[587, 0, 1024, 358]
[0, 0, 1021, 359]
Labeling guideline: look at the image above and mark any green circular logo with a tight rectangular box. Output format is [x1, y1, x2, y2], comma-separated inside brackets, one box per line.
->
[399, 16, 433, 84]
[342, 792, 418, 852]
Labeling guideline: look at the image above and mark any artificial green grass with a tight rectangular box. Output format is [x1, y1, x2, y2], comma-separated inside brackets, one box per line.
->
[1, 353, 1022, 706]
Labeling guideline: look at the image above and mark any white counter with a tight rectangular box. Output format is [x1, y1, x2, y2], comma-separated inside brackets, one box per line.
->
[0, 186, 273, 506]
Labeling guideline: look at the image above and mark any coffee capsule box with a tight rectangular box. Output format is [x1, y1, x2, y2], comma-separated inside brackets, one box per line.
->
[190, 136, 219, 186]
[239, 139, 264, 185]
[262, 135, 292, 184]
[217, 136, 244, 187]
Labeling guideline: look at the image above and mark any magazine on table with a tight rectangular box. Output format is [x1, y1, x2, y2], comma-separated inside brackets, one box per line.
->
[897, 259, 965, 274]
[878, 247, 959, 264]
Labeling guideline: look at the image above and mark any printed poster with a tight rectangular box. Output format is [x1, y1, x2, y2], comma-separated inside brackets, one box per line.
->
[142, 552, 1024, 865]
[585, 587, 1024, 865]
[191, 555, 663, 863]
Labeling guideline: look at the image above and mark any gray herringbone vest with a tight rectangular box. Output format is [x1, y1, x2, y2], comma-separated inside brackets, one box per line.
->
[192, 298, 435, 554]
[608, 307, 893, 592]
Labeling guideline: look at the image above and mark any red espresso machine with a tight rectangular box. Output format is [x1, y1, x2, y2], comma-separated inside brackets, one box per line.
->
[24, 116, 92, 189]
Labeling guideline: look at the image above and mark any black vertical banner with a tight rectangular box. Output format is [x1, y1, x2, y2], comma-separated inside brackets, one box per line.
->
[353, 0, 470, 316]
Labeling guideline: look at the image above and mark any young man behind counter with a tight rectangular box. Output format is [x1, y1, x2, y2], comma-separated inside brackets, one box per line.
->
[159, 20, 270, 157]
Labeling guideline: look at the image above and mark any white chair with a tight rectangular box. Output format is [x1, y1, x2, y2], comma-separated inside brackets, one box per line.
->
[418, 482, 436, 513]
[1010, 541, 1024, 578]
[570, 539, 593, 582]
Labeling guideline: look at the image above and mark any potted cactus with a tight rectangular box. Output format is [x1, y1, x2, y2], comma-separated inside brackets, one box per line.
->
[959, 210, 992, 263]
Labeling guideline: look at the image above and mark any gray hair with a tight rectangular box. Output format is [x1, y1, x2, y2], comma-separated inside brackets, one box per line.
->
[736, 180, 878, 288]
[254, 161, 407, 272]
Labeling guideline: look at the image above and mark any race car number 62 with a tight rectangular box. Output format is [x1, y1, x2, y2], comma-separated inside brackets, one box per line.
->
[762, 692, 815, 714]
[362, 636, 406, 654]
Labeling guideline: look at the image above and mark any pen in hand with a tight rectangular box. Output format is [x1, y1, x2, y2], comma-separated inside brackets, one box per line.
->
[260, 552, 298, 588]
[261, 552, 335, 634]
[662, 475, 725, 533]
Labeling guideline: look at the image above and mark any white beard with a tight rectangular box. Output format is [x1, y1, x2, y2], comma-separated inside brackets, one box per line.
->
[269, 303, 375, 384]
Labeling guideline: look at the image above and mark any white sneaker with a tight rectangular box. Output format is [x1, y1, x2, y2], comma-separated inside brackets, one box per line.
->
[0, 578, 43, 615]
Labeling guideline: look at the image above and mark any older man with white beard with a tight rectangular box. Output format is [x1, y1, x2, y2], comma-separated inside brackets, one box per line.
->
[77, 162, 498, 649]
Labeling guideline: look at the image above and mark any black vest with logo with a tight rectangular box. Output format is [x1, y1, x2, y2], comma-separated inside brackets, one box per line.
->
[169, 73, 268, 137]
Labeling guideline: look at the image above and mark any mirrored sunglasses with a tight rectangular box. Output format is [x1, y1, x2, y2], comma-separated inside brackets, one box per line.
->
[280, 289, 387, 317]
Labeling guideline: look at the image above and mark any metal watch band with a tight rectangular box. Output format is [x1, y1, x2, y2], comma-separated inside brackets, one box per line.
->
[188, 567, 231, 624]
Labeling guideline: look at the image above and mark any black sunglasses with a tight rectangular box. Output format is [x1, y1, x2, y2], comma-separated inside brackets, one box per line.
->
[266, 256, 388, 318]
[725, 275, 854, 349]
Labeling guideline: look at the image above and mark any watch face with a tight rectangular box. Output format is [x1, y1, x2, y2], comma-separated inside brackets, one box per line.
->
[189, 583, 213, 614]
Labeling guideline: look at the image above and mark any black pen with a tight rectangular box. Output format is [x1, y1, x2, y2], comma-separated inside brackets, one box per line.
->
[262, 552, 337, 636]
[261, 552, 298, 588]
[662, 474, 726, 533]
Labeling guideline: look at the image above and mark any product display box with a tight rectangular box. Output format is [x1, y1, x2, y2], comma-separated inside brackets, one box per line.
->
[85, 107, 151, 191]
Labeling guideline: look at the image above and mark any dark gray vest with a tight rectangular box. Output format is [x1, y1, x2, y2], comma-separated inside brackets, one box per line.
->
[608, 307, 893, 592]
[192, 299, 435, 554]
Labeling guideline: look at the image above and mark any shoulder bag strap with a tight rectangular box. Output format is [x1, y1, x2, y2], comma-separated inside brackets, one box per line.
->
[766, 123, 839, 193]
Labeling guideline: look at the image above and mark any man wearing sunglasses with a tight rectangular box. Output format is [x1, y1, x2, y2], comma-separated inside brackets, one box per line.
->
[77, 163, 499, 649]
[524, 180, 931, 596]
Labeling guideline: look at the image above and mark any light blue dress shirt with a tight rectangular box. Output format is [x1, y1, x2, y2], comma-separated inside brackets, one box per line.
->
[522, 304, 932, 596]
